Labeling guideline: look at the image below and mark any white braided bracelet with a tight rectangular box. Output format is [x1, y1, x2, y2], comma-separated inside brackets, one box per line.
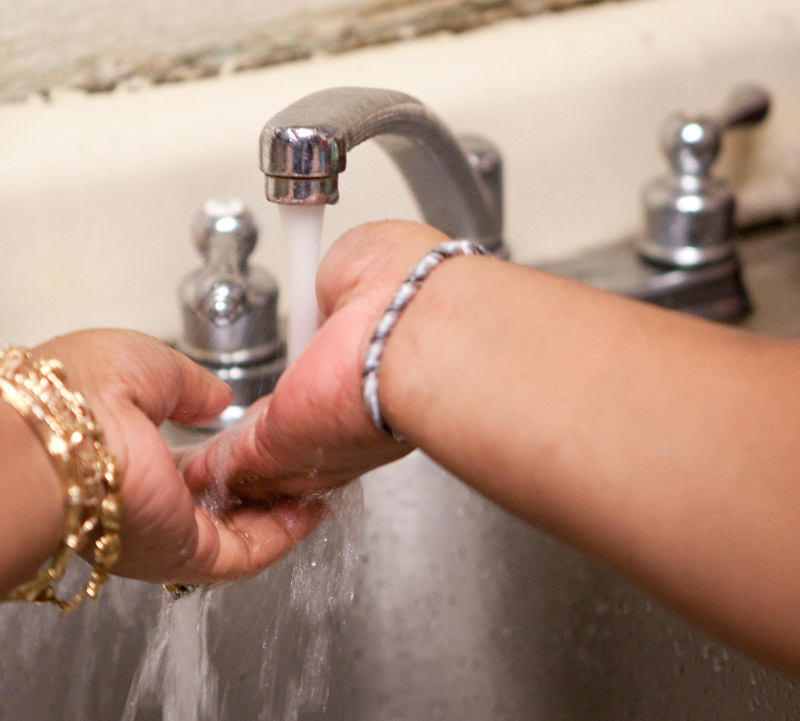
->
[361, 239, 490, 440]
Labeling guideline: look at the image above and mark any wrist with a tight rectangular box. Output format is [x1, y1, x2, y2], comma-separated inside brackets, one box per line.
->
[377, 251, 494, 443]
[0, 346, 121, 611]
[361, 241, 491, 440]
[0, 400, 64, 595]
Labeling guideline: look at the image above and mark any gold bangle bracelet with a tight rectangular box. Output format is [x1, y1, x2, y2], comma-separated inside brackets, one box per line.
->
[0, 347, 121, 614]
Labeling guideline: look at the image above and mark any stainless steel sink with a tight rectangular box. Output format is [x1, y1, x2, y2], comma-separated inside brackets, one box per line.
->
[737, 224, 800, 337]
[1, 224, 798, 721]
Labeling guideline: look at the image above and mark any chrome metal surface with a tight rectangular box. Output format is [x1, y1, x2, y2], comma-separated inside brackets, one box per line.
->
[259, 87, 506, 255]
[177, 197, 285, 428]
[542, 238, 752, 322]
[638, 85, 770, 269]
[542, 223, 800, 328]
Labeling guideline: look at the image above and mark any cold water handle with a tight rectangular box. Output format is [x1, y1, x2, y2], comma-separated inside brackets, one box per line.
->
[638, 85, 770, 269]
[177, 197, 285, 430]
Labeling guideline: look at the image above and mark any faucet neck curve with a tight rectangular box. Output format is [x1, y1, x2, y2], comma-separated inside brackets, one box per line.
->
[259, 87, 504, 253]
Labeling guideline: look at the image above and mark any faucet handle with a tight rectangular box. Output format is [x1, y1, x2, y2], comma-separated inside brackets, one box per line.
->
[661, 115, 721, 178]
[715, 84, 770, 131]
[181, 197, 280, 355]
[191, 197, 258, 271]
[639, 84, 771, 269]
[661, 85, 770, 178]
[177, 198, 285, 429]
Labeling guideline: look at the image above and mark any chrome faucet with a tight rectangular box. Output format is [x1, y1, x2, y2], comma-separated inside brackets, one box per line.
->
[174, 88, 505, 428]
[543, 84, 771, 324]
[639, 85, 771, 268]
[177, 198, 285, 430]
[259, 87, 507, 256]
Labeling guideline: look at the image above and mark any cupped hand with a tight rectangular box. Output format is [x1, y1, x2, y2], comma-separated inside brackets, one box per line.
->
[182, 220, 449, 502]
[34, 329, 323, 585]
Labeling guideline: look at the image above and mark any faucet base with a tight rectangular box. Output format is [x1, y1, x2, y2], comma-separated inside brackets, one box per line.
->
[540, 238, 751, 323]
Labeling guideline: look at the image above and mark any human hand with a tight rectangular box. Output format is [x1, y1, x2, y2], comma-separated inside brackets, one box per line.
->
[182, 220, 449, 502]
[33, 329, 323, 585]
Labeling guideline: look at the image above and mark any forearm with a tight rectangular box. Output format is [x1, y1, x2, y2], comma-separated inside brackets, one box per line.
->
[380, 254, 800, 672]
[0, 401, 63, 597]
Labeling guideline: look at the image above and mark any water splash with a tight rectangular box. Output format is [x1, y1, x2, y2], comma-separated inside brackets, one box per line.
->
[123, 591, 218, 721]
[123, 202, 364, 721]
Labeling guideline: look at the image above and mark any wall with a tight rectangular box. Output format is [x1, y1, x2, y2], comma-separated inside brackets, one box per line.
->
[0, 0, 601, 101]
[2, 0, 800, 345]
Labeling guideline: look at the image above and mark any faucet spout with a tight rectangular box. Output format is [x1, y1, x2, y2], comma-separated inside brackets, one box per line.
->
[259, 87, 505, 254]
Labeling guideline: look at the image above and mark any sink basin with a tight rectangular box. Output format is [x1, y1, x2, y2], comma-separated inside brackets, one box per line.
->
[1, 225, 798, 720]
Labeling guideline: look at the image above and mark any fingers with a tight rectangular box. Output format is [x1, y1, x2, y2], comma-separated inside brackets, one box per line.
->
[34, 329, 232, 427]
[180, 412, 264, 495]
[163, 347, 233, 426]
[180, 404, 350, 501]
[104, 330, 231, 426]
[114, 480, 325, 584]
[172, 497, 326, 583]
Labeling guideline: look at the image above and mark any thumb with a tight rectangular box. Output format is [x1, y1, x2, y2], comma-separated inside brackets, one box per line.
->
[164, 348, 233, 427]
[36, 330, 233, 427]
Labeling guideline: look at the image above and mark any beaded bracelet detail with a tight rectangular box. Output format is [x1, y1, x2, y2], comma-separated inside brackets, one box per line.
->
[361, 240, 490, 441]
